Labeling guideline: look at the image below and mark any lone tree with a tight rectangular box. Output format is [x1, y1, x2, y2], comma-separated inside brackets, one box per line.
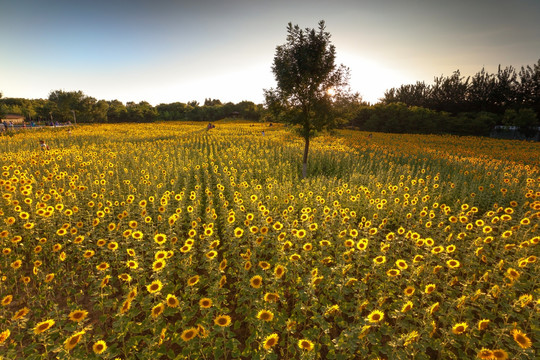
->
[264, 20, 354, 178]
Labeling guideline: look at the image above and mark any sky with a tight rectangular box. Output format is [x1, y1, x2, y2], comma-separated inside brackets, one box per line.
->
[1, 0, 540, 105]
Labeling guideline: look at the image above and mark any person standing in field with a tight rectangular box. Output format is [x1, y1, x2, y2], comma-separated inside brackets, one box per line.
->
[39, 140, 50, 151]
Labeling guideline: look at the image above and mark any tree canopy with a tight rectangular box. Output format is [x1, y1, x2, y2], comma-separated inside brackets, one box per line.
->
[265, 20, 355, 178]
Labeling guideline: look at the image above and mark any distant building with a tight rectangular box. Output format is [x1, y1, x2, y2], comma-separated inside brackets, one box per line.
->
[1, 114, 25, 124]
[490, 125, 540, 141]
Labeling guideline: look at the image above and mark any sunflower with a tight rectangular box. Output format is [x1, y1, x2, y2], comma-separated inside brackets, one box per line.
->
[303, 243, 313, 251]
[118, 273, 132, 283]
[429, 302, 440, 314]
[264, 292, 280, 302]
[214, 314, 232, 327]
[92, 340, 107, 354]
[424, 284, 436, 294]
[1, 295, 12, 306]
[34, 319, 55, 334]
[154, 233, 167, 245]
[68, 309, 88, 322]
[196, 324, 209, 338]
[357, 239, 368, 250]
[83, 250, 95, 258]
[10, 260, 22, 270]
[476, 348, 492, 359]
[257, 310, 274, 322]
[289, 253, 301, 261]
[491, 349, 508, 360]
[12, 307, 30, 320]
[263, 333, 279, 350]
[205, 250, 217, 260]
[477, 319, 490, 330]
[64, 330, 85, 351]
[219, 259, 228, 271]
[219, 275, 227, 288]
[452, 322, 468, 335]
[396, 259, 408, 270]
[404, 286, 415, 296]
[199, 298, 213, 309]
[298, 339, 314, 351]
[187, 275, 200, 286]
[506, 268, 520, 281]
[401, 301, 413, 313]
[344, 239, 355, 247]
[0, 329, 10, 345]
[119, 299, 131, 314]
[165, 294, 179, 308]
[373, 256, 386, 265]
[431, 246, 444, 254]
[511, 329, 532, 349]
[181, 327, 199, 341]
[96, 262, 109, 271]
[386, 269, 400, 277]
[234, 228, 244, 238]
[250, 275, 263, 288]
[147, 280, 163, 293]
[45, 273, 55, 283]
[151, 303, 165, 318]
[152, 259, 166, 272]
[367, 310, 384, 323]
[274, 265, 285, 279]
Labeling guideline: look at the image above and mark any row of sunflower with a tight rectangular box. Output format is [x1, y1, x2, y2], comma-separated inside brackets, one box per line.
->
[0, 122, 538, 359]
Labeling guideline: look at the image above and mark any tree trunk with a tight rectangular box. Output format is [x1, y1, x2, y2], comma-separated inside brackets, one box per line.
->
[302, 136, 309, 179]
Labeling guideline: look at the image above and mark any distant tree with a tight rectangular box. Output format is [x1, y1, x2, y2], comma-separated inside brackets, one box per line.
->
[382, 82, 430, 108]
[491, 65, 518, 112]
[429, 70, 469, 113]
[156, 102, 189, 121]
[264, 20, 352, 178]
[204, 98, 222, 106]
[48, 90, 87, 122]
[107, 100, 128, 122]
[126, 101, 157, 122]
[517, 60, 540, 118]
[467, 67, 497, 112]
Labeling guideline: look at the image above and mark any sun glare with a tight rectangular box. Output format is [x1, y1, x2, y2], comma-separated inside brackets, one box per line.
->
[326, 88, 336, 96]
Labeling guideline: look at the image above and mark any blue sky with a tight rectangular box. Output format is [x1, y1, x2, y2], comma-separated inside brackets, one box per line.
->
[1, 0, 539, 105]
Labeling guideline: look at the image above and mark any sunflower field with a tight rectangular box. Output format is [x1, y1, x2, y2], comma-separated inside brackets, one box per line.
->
[0, 122, 538, 360]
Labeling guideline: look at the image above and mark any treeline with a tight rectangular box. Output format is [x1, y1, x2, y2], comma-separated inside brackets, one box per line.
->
[361, 60, 540, 136]
[0, 91, 263, 123]
[350, 103, 538, 137]
[382, 60, 540, 115]
[2, 59, 539, 137]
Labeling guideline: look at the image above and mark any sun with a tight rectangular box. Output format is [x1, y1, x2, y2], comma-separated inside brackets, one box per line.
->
[326, 87, 336, 96]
